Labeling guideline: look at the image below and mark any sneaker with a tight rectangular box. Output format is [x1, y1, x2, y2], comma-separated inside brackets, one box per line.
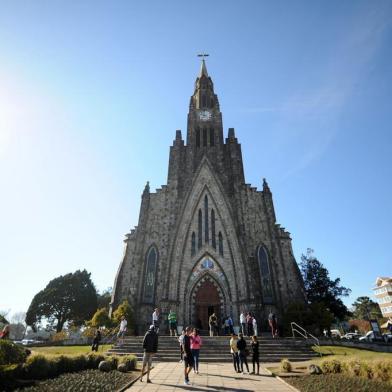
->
[184, 380, 191, 385]
[147, 380, 152, 383]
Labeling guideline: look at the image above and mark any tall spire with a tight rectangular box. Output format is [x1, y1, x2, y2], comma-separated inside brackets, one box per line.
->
[199, 59, 208, 77]
[197, 53, 209, 78]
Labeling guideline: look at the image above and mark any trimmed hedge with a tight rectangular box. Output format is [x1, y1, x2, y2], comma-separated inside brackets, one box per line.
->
[0, 341, 29, 365]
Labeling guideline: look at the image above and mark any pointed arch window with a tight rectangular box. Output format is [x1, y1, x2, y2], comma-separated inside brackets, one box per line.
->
[143, 246, 158, 303]
[218, 232, 224, 256]
[191, 232, 196, 256]
[202, 94, 207, 107]
[196, 128, 200, 148]
[257, 246, 273, 303]
[198, 209, 202, 249]
[204, 196, 209, 244]
[211, 209, 216, 249]
[203, 128, 207, 147]
[210, 128, 215, 146]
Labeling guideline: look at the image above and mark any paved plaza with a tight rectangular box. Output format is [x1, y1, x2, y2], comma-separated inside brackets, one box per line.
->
[127, 362, 296, 391]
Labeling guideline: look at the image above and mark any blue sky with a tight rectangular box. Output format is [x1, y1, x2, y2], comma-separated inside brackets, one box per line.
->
[1, 1, 391, 318]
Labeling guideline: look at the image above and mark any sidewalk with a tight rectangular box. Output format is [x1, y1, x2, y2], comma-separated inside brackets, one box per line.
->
[127, 362, 295, 391]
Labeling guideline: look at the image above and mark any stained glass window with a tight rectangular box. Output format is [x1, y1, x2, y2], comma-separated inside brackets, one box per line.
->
[143, 247, 157, 303]
[257, 246, 273, 303]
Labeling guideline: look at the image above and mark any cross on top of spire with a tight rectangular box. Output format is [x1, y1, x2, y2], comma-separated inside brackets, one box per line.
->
[197, 53, 209, 77]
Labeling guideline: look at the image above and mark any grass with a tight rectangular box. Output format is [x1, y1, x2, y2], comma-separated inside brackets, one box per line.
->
[285, 374, 392, 392]
[312, 345, 392, 360]
[30, 345, 112, 356]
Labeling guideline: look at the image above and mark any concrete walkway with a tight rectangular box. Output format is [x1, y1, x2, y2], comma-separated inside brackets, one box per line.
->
[127, 362, 295, 391]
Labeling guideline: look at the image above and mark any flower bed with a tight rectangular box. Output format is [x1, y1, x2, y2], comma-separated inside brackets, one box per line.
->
[14, 369, 136, 392]
[286, 374, 392, 392]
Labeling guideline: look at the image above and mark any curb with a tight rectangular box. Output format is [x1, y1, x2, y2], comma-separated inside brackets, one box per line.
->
[276, 376, 301, 392]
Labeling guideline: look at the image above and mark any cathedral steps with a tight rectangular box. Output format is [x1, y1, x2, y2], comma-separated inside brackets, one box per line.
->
[107, 336, 320, 363]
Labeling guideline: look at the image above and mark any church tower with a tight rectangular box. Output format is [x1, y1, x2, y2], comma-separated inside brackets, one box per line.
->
[110, 60, 305, 334]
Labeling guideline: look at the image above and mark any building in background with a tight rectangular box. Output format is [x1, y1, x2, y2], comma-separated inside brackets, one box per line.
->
[110, 61, 306, 333]
[374, 277, 392, 318]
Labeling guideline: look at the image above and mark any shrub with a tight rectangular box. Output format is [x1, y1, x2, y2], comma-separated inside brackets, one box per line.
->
[321, 359, 342, 374]
[119, 355, 137, 371]
[0, 340, 28, 365]
[24, 354, 51, 379]
[280, 358, 292, 373]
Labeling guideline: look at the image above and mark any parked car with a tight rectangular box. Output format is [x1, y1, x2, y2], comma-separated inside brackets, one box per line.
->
[383, 333, 392, 343]
[330, 329, 342, 339]
[359, 331, 384, 343]
[341, 332, 361, 340]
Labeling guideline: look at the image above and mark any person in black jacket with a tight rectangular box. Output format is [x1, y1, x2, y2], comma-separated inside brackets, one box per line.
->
[236, 333, 249, 374]
[91, 328, 101, 352]
[140, 325, 159, 383]
[183, 326, 194, 385]
[250, 335, 259, 374]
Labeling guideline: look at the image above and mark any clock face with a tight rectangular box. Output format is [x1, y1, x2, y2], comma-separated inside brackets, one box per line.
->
[198, 110, 212, 121]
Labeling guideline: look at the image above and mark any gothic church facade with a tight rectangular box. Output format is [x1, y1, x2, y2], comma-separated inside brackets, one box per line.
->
[110, 61, 305, 333]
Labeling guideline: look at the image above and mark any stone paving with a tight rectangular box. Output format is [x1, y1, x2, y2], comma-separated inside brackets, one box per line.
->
[127, 362, 296, 391]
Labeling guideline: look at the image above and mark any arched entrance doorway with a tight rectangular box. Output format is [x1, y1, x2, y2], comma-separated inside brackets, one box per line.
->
[193, 276, 223, 332]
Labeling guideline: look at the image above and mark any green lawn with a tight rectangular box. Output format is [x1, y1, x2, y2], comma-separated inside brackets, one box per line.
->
[312, 345, 392, 360]
[30, 345, 112, 355]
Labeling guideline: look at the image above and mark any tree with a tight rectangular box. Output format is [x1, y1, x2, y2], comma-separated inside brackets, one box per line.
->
[89, 308, 113, 328]
[26, 270, 97, 332]
[352, 296, 382, 320]
[97, 288, 113, 310]
[300, 249, 351, 320]
[0, 310, 10, 325]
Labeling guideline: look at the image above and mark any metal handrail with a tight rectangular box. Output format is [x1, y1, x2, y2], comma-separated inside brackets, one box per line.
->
[291, 322, 320, 347]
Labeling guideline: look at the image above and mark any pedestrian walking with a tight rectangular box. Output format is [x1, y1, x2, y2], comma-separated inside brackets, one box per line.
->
[268, 311, 278, 338]
[240, 311, 246, 335]
[178, 330, 186, 363]
[250, 335, 260, 375]
[183, 326, 194, 385]
[252, 317, 258, 337]
[91, 328, 101, 352]
[168, 309, 177, 336]
[191, 328, 202, 374]
[117, 316, 127, 345]
[152, 308, 161, 333]
[237, 333, 250, 374]
[209, 313, 218, 337]
[246, 313, 253, 337]
[229, 333, 240, 373]
[140, 325, 158, 383]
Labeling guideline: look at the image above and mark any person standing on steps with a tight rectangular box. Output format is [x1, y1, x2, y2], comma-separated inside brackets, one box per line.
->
[140, 325, 158, 383]
[246, 312, 254, 337]
[168, 309, 177, 336]
[237, 333, 250, 374]
[191, 328, 202, 374]
[152, 308, 161, 334]
[252, 317, 258, 337]
[268, 311, 278, 338]
[227, 315, 234, 335]
[183, 326, 194, 385]
[240, 311, 246, 336]
[250, 335, 260, 375]
[117, 316, 127, 345]
[229, 333, 240, 373]
[209, 313, 218, 337]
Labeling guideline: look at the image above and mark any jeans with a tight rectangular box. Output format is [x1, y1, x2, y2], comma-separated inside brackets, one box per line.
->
[231, 352, 240, 371]
[191, 349, 200, 371]
[252, 355, 260, 374]
[239, 351, 249, 373]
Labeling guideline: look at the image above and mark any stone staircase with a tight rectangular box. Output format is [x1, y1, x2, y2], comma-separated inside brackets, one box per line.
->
[107, 335, 320, 363]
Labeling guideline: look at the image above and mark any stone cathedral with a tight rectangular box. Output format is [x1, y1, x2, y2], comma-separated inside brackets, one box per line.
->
[110, 60, 305, 333]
